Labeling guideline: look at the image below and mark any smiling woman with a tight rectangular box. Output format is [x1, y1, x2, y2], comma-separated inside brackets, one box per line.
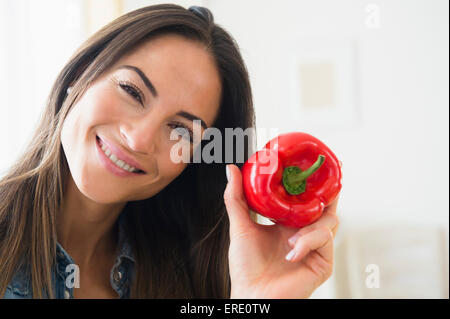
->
[0, 4, 254, 298]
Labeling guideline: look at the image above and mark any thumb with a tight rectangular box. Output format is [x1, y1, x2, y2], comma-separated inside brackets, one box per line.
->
[224, 164, 256, 235]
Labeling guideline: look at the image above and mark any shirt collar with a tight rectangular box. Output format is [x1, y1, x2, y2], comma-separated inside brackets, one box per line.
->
[8, 213, 135, 298]
[116, 212, 136, 264]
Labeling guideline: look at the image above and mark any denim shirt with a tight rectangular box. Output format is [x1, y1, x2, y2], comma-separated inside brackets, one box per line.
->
[3, 214, 135, 299]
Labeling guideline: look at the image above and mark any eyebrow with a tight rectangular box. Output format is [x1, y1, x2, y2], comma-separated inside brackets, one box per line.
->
[176, 111, 208, 130]
[118, 65, 158, 97]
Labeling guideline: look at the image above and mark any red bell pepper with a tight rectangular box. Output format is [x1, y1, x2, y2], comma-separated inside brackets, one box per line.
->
[241, 132, 342, 228]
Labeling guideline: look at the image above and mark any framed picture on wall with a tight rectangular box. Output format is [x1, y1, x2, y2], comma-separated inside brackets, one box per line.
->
[288, 37, 361, 129]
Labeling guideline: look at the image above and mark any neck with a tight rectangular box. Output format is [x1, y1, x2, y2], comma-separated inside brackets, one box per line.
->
[57, 175, 126, 267]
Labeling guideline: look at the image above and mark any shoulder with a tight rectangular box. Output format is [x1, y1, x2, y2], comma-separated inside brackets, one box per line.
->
[2, 268, 31, 299]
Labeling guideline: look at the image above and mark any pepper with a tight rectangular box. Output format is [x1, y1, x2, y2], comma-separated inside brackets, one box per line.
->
[241, 132, 342, 228]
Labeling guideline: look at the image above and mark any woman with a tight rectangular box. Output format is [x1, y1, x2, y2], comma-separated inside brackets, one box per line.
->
[0, 4, 339, 299]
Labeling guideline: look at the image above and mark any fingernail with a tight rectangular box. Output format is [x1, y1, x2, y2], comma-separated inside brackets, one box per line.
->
[288, 233, 301, 246]
[285, 249, 296, 261]
[226, 165, 231, 182]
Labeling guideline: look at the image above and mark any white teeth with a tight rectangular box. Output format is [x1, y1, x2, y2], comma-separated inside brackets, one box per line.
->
[116, 160, 125, 168]
[110, 154, 118, 163]
[99, 142, 139, 173]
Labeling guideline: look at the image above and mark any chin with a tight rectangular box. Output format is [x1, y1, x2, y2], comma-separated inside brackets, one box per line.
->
[71, 170, 129, 205]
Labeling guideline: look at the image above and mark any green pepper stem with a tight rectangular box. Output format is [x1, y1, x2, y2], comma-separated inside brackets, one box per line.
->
[282, 155, 325, 195]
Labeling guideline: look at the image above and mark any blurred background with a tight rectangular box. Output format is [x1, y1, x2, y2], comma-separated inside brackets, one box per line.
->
[0, 0, 448, 298]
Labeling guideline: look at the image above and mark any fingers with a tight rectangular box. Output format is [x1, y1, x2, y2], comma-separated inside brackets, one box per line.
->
[287, 213, 339, 248]
[224, 164, 255, 234]
[322, 195, 340, 235]
[323, 194, 340, 216]
[286, 194, 340, 244]
[285, 226, 334, 264]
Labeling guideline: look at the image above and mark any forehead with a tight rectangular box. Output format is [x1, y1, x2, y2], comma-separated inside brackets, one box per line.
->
[112, 33, 222, 127]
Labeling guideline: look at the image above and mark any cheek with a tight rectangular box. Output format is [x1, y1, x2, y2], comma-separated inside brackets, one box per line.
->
[62, 85, 121, 141]
[161, 147, 188, 178]
[156, 144, 188, 183]
[128, 160, 186, 201]
[60, 85, 135, 203]
[82, 85, 124, 127]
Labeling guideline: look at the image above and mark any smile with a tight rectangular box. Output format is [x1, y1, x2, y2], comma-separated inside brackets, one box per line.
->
[96, 135, 145, 175]
[100, 144, 140, 172]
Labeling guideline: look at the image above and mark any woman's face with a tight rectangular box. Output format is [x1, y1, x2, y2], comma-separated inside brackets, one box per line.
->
[61, 34, 222, 203]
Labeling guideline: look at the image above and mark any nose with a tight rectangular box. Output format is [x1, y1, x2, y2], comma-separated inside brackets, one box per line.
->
[119, 121, 158, 155]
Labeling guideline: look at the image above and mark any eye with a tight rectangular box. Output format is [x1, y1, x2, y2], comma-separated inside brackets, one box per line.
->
[118, 81, 144, 105]
[168, 122, 194, 143]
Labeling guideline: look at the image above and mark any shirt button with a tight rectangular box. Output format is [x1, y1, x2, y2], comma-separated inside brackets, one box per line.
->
[113, 270, 123, 283]
[64, 289, 70, 299]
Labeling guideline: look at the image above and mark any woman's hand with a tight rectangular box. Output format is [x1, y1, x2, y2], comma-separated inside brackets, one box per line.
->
[224, 164, 340, 299]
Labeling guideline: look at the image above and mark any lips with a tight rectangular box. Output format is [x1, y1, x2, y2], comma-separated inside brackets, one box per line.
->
[96, 135, 146, 174]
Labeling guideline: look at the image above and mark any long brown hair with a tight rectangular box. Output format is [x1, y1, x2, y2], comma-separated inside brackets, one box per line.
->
[0, 4, 254, 298]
